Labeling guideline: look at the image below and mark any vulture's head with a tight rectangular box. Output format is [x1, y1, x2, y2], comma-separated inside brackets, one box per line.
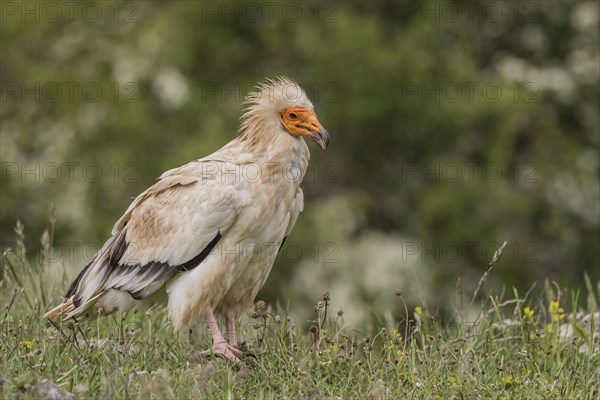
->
[242, 77, 330, 150]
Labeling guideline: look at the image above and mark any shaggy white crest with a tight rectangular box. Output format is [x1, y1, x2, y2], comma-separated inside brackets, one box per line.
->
[240, 77, 313, 138]
[246, 76, 312, 112]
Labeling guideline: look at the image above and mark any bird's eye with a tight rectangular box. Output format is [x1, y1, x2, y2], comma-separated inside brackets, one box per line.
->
[289, 112, 298, 119]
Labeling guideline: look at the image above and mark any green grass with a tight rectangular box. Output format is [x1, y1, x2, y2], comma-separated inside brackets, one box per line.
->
[1, 224, 599, 399]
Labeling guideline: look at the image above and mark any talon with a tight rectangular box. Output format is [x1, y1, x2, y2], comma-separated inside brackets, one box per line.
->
[200, 342, 243, 362]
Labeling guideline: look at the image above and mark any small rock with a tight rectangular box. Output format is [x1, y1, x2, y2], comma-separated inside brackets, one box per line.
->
[38, 380, 74, 400]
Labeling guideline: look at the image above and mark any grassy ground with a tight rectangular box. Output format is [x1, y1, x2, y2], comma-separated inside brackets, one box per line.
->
[1, 225, 599, 399]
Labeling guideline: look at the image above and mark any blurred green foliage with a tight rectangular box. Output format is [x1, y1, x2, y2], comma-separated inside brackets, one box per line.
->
[1, 1, 598, 321]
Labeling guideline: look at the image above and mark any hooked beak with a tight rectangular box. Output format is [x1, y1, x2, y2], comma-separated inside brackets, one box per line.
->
[310, 128, 330, 150]
[280, 107, 330, 149]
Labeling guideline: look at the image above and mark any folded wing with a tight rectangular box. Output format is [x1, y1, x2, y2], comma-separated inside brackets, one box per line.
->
[53, 163, 246, 319]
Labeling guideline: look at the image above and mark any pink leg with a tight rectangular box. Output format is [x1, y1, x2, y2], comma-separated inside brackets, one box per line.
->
[200, 311, 242, 362]
[226, 317, 238, 347]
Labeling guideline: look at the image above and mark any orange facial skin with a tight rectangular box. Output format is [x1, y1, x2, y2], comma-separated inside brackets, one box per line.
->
[280, 107, 330, 149]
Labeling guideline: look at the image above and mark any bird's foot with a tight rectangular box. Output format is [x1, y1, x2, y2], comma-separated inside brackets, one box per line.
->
[200, 341, 244, 362]
[236, 341, 257, 359]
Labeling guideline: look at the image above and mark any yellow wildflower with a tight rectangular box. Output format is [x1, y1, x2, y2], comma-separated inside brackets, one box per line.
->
[523, 307, 534, 320]
[501, 376, 521, 386]
[551, 313, 566, 322]
[415, 307, 423, 316]
[548, 301, 565, 322]
[19, 341, 33, 350]
[548, 301, 563, 314]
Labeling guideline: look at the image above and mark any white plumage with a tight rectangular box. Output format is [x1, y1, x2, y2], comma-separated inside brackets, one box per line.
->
[44, 77, 329, 361]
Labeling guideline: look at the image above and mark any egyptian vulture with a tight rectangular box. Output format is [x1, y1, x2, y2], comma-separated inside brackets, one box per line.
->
[44, 77, 329, 362]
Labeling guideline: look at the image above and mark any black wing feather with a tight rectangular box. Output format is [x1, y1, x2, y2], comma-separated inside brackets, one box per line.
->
[70, 230, 222, 305]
